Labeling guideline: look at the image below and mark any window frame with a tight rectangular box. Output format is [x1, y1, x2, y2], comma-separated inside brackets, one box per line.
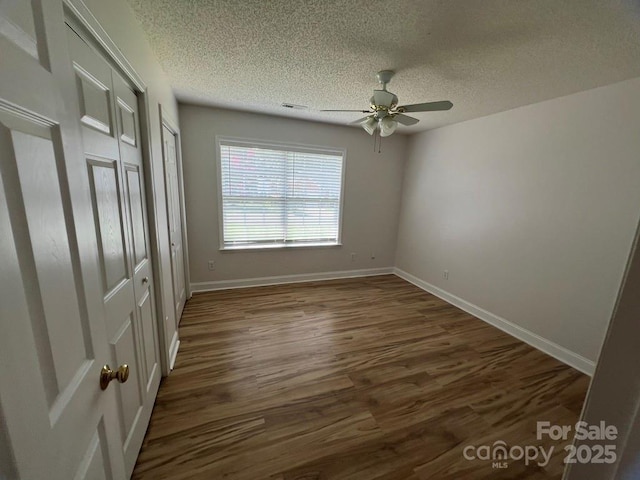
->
[215, 136, 347, 251]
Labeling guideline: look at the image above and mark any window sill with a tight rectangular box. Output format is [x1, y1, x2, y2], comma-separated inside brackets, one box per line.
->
[220, 242, 342, 252]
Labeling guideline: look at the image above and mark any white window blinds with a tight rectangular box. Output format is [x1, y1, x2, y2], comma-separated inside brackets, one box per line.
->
[218, 139, 344, 249]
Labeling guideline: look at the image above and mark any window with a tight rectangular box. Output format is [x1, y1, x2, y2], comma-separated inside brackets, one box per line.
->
[217, 138, 345, 250]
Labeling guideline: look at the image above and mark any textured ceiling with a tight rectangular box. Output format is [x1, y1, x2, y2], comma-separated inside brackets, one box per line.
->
[127, 0, 640, 133]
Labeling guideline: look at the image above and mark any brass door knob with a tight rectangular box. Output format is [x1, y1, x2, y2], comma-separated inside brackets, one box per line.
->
[100, 364, 130, 390]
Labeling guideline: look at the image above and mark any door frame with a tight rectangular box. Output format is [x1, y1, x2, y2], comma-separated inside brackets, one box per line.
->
[63, 0, 173, 376]
[160, 104, 192, 307]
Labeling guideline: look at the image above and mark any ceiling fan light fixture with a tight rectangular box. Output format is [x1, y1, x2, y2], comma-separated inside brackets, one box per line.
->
[322, 71, 453, 137]
[361, 117, 377, 135]
[379, 116, 398, 137]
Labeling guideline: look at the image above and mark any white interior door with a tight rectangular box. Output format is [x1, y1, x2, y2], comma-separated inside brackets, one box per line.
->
[163, 125, 186, 321]
[66, 26, 161, 477]
[0, 2, 125, 479]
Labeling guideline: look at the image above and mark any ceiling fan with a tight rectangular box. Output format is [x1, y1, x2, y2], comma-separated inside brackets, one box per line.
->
[322, 70, 453, 137]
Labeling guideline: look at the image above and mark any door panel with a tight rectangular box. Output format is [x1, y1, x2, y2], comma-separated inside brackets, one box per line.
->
[125, 166, 147, 266]
[117, 98, 137, 147]
[0, 2, 123, 477]
[111, 316, 143, 445]
[114, 75, 161, 469]
[0, 109, 116, 478]
[74, 421, 113, 480]
[88, 159, 129, 292]
[163, 125, 186, 321]
[75, 66, 112, 135]
[6, 118, 94, 402]
[0, 108, 99, 428]
[0, 0, 39, 60]
[139, 290, 158, 391]
[67, 28, 118, 160]
[67, 25, 160, 477]
[0, 35, 57, 119]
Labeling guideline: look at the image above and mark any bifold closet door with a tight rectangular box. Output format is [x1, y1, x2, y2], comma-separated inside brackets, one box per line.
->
[66, 25, 161, 477]
[163, 124, 186, 321]
[0, 2, 126, 479]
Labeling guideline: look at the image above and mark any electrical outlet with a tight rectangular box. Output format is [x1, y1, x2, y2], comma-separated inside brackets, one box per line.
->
[350, 252, 357, 262]
[208, 260, 215, 271]
[443, 270, 449, 280]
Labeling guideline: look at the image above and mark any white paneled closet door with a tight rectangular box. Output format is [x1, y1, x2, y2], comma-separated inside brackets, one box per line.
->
[66, 25, 161, 477]
[162, 124, 186, 322]
[0, 2, 162, 478]
[0, 1, 126, 479]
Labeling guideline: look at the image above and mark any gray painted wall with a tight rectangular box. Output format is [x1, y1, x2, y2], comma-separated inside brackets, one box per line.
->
[395, 77, 640, 363]
[179, 105, 407, 285]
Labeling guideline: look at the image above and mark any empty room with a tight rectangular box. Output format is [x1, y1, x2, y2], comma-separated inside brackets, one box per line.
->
[2, 1, 640, 479]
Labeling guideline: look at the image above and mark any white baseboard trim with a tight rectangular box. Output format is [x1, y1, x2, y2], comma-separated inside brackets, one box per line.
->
[168, 331, 180, 371]
[393, 268, 596, 376]
[190, 267, 395, 293]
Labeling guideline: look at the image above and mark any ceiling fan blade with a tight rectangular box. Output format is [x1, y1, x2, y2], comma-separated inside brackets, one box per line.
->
[349, 116, 372, 125]
[398, 100, 453, 113]
[373, 90, 396, 108]
[394, 114, 419, 126]
[321, 109, 370, 112]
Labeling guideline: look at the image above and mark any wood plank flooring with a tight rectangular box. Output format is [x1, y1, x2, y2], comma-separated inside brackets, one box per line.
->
[132, 275, 589, 480]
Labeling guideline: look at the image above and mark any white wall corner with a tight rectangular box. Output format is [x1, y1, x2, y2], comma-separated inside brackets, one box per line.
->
[190, 267, 395, 292]
[393, 268, 596, 376]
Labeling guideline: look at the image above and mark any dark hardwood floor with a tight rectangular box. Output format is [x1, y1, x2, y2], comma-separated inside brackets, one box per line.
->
[132, 275, 589, 480]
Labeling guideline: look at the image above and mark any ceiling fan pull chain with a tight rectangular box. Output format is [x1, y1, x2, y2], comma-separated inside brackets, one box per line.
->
[372, 128, 382, 154]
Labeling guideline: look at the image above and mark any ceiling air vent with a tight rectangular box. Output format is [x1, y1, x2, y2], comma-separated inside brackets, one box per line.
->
[281, 103, 308, 110]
